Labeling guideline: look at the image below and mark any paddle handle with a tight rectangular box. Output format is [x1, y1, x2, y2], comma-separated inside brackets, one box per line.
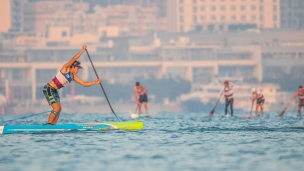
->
[85, 49, 121, 122]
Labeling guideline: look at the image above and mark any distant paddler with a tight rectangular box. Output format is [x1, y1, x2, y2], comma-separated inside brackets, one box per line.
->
[223, 80, 234, 116]
[43, 45, 101, 125]
[134, 82, 149, 115]
[293, 85, 304, 116]
[251, 88, 265, 117]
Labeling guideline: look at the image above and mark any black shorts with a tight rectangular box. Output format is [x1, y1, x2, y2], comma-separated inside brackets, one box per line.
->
[225, 98, 234, 106]
[257, 99, 265, 105]
[43, 84, 60, 105]
[299, 100, 304, 108]
[139, 94, 148, 103]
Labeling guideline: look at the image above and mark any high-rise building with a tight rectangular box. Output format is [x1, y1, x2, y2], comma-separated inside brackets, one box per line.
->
[167, 0, 280, 33]
[10, 0, 27, 32]
[0, 0, 11, 32]
[280, 0, 304, 29]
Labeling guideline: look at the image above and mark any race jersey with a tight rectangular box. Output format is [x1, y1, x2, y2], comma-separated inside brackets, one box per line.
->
[256, 91, 265, 100]
[298, 91, 304, 101]
[223, 83, 233, 99]
[52, 70, 73, 89]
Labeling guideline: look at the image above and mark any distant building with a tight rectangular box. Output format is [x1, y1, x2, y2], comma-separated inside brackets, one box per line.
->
[280, 0, 304, 29]
[0, 0, 11, 33]
[23, 0, 90, 35]
[167, 0, 280, 33]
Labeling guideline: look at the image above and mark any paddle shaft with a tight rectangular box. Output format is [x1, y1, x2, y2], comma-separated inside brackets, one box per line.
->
[85, 49, 121, 122]
[210, 91, 223, 115]
[0, 111, 49, 124]
[250, 100, 255, 115]
[279, 98, 296, 116]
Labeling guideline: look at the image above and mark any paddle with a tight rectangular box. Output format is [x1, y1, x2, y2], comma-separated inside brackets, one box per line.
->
[0, 111, 49, 124]
[278, 98, 296, 117]
[209, 91, 223, 116]
[85, 49, 121, 122]
[250, 99, 255, 116]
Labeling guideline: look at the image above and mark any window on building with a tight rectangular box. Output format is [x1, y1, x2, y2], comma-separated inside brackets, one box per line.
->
[260, 0, 263, 2]
[273, 5, 277, 12]
[193, 7, 197, 13]
[251, 6, 256, 10]
[180, 0, 184, 3]
[241, 15, 246, 21]
[231, 6, 236, 11]
[180, 26, 184, 32]
[221, 6, 226, 11]
[260, 15, 264, 21]
[211, 6, 216, 11]
[180, 6, 184, 13]
[193, 0, 197, 3]
[259, 6, 263, 12]
[211, 16, 216, 21]
[180, 16, 184, 22]
[201, 6, 205, 11]
[241, 6, 246, 11]
[201, 16, 206, 21]
[221, 16, 226, 21]
[193, 16, 197, 23]
[231, 15, 236, 21]
[102, 31, 107, 37]
[251, 15, 256, 21]
[62, 31, 67, 37]
[273, 15, 277, 21]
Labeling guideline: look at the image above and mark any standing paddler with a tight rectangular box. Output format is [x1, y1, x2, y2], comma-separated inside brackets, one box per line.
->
[293, 85, 304, 116]
[223, 80, 234, 116]
[43, 45, 101, 125]
[134, 82, 149, 115]
[251, 88, 265, 117]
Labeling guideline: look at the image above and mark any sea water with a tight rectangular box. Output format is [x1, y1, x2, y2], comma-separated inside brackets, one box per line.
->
[0, 112, 303, 171]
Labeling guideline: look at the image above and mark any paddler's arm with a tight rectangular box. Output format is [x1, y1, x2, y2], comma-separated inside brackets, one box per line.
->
[230, 83, 233, 89]
[73, 74, 101, 87]
[293, 92, 299, 99]
[142, 86, 147, 93]
[61, 45, 87, 72]
[251, 94, 256, 106]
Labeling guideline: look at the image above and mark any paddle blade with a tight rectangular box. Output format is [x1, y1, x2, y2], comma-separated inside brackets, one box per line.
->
[278, 109, 286, 117]
[209, 109, 215, 117]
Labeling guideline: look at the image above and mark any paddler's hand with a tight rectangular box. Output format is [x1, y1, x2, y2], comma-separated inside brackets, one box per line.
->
[93, 79, 101, 85]
[82, 45, 87, 51]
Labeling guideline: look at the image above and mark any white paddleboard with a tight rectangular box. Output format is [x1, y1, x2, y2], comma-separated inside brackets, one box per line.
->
[130, 114, 140, 119]
[221, 115, 232, 118]
[130, 114, 150, 119]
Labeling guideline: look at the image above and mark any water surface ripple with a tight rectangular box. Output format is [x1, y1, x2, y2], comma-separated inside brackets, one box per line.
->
[1, 112, 303, 171]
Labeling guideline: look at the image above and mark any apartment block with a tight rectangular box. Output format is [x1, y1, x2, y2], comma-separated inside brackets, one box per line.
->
[280, 0, 304, 29]
[167, 0, 280, 33]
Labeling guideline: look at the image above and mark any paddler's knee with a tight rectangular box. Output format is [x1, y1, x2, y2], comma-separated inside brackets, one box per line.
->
[51, 110, 59, 115]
